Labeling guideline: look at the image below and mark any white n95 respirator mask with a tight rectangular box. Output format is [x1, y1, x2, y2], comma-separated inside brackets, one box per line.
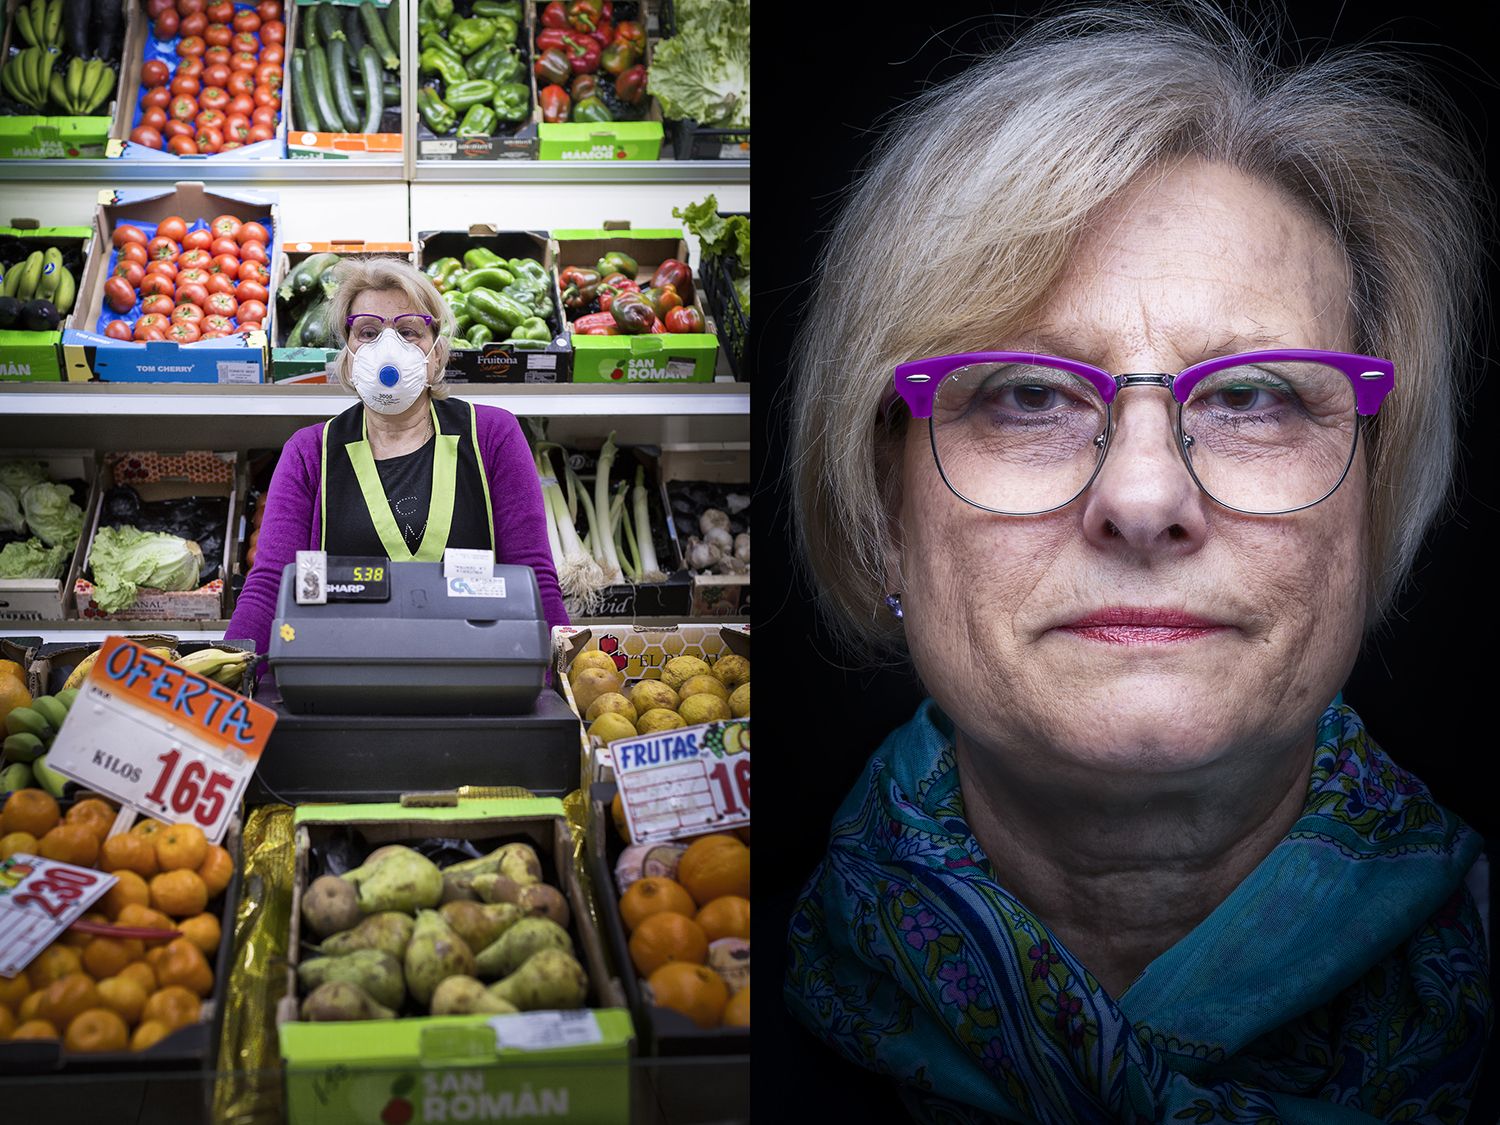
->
[349, 328, 436, 414]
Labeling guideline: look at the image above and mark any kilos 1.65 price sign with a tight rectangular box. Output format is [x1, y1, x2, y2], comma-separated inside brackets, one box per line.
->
[45, 637, 277, 845]
[612, 719, 749, 845]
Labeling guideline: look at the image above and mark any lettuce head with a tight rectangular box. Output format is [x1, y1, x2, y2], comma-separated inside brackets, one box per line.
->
[0, 488, 23, 536]
[89, 525, 204, 613]
[0, 538, 70, 581]
[20, 482, 83, 550]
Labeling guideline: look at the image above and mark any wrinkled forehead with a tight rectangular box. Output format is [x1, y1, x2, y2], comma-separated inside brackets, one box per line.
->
[349, 287, 424, 318]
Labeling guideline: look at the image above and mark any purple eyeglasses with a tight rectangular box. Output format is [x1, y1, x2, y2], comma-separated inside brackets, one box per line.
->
[345, 313, 435, 345]
[885, 349, 1394, 516]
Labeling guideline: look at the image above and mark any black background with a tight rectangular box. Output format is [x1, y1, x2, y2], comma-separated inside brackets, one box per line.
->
[751, 1, 1500, 1116]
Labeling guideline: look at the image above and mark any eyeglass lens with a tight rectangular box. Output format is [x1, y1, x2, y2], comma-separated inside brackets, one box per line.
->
[930, 360, 1358, 514]
[349, 313, 432, 346]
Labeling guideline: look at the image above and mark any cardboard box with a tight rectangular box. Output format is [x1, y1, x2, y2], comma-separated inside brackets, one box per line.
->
[109, 0, 287, 161]
[0, 451, 96, 622]
[658, 443, 749, 614]
[418, 227, 572, 384]
[416, 0, 539, 160]
[73, 450, 238, 621]
[60, 182, 276, 382]
[0, 0, 133, 158]
[551, 227, 717, 382]
[278, 799, 634, 1125]
[285, 0, 404, 160]
[271, 241, 415, 379]
[0, 224, 93, 381]
[533, 2, 663, 161]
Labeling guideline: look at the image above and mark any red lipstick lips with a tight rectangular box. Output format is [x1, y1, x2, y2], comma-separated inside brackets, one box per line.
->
[1058, 607, 1227, 645]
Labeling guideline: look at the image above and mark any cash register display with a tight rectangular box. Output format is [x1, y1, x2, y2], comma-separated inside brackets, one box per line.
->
[324, 555, 391, 602]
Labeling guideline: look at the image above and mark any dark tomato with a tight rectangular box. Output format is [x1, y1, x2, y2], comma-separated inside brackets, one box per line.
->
[142, 59, 170, 87]
[259, 43, 283, 66]
[237, 263, 269, 287]
[112, 261, 146, 288]
[232, 11, 260, 33]
[239, 241, 268, 265]
[202, 314, 234, 333]
[141, 274, 176, 298]
[158, 216, 188, 242]
[147, 236, 179, 260]
[259, 18, 284, 44]
[203, 62, 230, 87]
[154, 9, 179, 37]
[178, 0, 204, 14]
[204, 45, 231, 65]
[234, 280, 268, 304]
[254, 64, 280, 90]
[175, 282, 210, 307]
[177, 268, 211, 287]
[257, 0, 281, 20]
[180, 11, 207, 37]
[236, 299, 267, 323]
[129, 125, 164, 149]
[137, 326, 168, 341]
[205, 272, 237, 295]
[198, 329, 226, 339]
[236, 321, 262, 333]
[182, 229, 214, 252]
[211, 214, 242, 239]
[247, 121, 274, 142]
[168, 133, 199, 154]
[209, 236, 238, 257]
[211, 253, 240, 274]
[105, 319, 133, 341]
[135, 313, 171, 339]
[227, 93, 254, 116]
[227, 71, 255, 97]
[146, 0, 173, 17]
[195, 127, 224, 153]
[206, 292, 237, 318]
[104, 277, 137, 314]
[172, 303, 205, 323]
[177, 56, 204, 77]
[169, 75, 200, 96]
[167, 321, 202, 343]
[140, 106, 168, 130]
[195, 107, 225, 129]
[145, 259, 179, 278]
[170, 96, 198, 121]
[224, 114, 250, 141]
[220, 140, 242, 151]
[230, 51, 258, 72]
[141, 294, 175, 316]
[206, 0, 232, 22]
[199, 88, 228, 112]
[230, 31, 257, 53]
[162, 119, 195, 140]
[252, 86, 279, 110]
[237, 221, 270, 245]
[112, 224, 147, 248]
[178, 248, 212, 270]
[250, 105, 275, 126]
[177, 35, 206, 58]
[142, 86, 172, 109]
[120, 243, 149, 265]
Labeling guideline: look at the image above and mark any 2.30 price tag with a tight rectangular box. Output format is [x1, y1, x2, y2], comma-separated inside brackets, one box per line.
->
[612, 719, 750, 845]
[45, 637, 277, 846]
[0, 855, 116, 978]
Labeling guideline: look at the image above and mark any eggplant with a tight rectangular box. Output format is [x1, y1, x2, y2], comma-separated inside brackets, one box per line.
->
[21, 300, 60, 331]
[92, 0, 121, 61]
[0, 297, 20, 329]
[102, 485, 141, 524]
[63, 0, 89, 58]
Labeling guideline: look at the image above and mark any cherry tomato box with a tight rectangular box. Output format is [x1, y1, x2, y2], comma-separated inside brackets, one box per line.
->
[59, 182, 279, 382]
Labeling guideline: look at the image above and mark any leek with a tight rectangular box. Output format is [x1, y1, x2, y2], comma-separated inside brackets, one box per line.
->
[593, 432, 625, 585]
[613, 480, 638, 581]
[633, 465, 667, 582]
[535, 447, 604, 614]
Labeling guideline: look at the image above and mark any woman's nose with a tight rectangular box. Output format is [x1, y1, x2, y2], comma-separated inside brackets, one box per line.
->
[1078, 387, 1209, 555]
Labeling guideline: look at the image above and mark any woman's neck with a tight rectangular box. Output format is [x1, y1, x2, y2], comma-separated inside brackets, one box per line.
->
[365, 395, 433, 459]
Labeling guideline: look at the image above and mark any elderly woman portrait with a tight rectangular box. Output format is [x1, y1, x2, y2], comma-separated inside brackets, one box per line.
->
[773, 3, 1496, 1120]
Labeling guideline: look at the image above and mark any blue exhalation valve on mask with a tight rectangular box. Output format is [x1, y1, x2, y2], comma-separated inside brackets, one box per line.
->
[379, 365, 400, 387]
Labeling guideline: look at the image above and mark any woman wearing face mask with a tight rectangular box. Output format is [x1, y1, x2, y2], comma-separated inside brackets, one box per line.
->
[226, 258, 568, 662]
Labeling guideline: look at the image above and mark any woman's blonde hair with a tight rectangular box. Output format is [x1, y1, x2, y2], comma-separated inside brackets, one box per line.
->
[789, 1, 1490, 658]
[327, 257, 456, 400]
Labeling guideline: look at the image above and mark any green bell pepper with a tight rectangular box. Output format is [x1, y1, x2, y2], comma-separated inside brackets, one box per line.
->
[419, 49, 468, 88]
[573, 95, 613, 124]
[509, 317, 551, 342]
[503, 284, 551, 321]
[417, 87, 457, 134]
[459, 266, 517, 293]
[445, 79, 496, 112]
[425, 256, 463, 289]
[472, 0, 521, 20]
[482, 15, 519, 46]
[466, 288, 530, 333]
[420, 32, 464, 66]
[450, 17, 496, 55]
[457, 104, 498, 137]
[463, 247, 504, 271]
[441, 289, 470, 319]
[595, 251, 638, 279]
[467, 323, 495, 347]
[490, 81, 529, 123]
[429, 0, 454, 19]
[466, 40, 507, 79]
[508, 258, 549, 284]
[482, 48, 524, 84]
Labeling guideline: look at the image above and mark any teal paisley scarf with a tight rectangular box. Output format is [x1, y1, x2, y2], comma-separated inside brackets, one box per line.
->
[785, 700, 1491, 1123]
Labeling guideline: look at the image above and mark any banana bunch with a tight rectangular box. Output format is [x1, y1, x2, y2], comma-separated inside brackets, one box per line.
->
[2, 688, 79, 798]
[61, 644, 178, 692]
[0, 48, 112, 115]
[13, 0, 62, 50]
[175, 647, 258, 689]
[2, 247, 76, 312]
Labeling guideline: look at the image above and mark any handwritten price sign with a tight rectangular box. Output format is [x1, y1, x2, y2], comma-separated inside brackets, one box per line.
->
[612, 719, 750, 844]
[0, 855, 116, 977]
[46, 637, 277, 845]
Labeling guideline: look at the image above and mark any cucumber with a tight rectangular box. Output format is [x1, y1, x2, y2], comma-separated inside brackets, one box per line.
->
[354, 81, 402, 105]
[343, 3, 366, 59]
[384, 0, 399, 49]
[290, 48, 321, 132]
[328, 38, 360, 131]
[287, 295, 329, 348]
[315, 3, 343, 46]
[306, 45, 342, 141]
[301, 2, 321, 48]
[357, 44, 383, 133]
[360, 1, 398, 70]
[279, 251, 341, 302]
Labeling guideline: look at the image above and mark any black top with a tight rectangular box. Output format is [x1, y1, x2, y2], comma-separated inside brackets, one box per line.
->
[375, 434, 435, 555]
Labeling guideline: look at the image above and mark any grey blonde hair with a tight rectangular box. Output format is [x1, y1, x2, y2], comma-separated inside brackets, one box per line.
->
[790, 2, 1489, 657]
[327, 257, 456, 400]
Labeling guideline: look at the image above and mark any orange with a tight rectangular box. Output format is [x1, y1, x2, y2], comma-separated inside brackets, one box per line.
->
[37, 823, 99, 868]
[27, 943, 82, 990]
[61, 910, 109, 949]
[18, 990, 44, 1022]
[178, 912, 221, 956]
[82, 936, 143, 980]
[196, 844, 233, 898]
[64, 1007, 128, 1052]
[154, 824, 207, 873]
[694, 895, 750, 942]
[116, 902, 178, 938]
[677, 836, 749, 907]
[619, 876, 697, 933]
[131, 819, 167, 840]
[37, 972, 101, 1031]
[722, 985, 749, 1028]
[0, 658, 25, 681]
[0, 830, 38, 860]
[142, 985, 201, 1031]
[150, 869, 208, 918]
[11, 1018, 59, 1040]
[153, 937, 213, 997]
[0, 1001, 13, 1038]
[0, 971, 30, 1007]
[0, 673, 31, 729]
[629, 911, 709, 977]
[65, 798, 118, 843]
[131, 1019, 173, 1051]
[100, 833, 159, 878]
[96, 976, 149, 1025]
[101, 870, 151, 919]
[646, 962, 729, 1030]
[118, 961, 158, 995]
[2, 788, 59, 839]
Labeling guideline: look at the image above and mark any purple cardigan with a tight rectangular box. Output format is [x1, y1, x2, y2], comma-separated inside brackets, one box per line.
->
[226, 401, 569, 658]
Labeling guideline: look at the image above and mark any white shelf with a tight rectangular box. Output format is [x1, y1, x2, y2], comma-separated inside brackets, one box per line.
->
[0, 158, 746, 183]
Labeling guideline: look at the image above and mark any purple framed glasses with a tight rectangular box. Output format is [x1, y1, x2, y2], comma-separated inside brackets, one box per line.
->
[345, 313, 436, 347]
[886, 349, 1394, 516]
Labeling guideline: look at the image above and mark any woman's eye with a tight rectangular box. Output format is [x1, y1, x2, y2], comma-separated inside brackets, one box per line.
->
[1209, 385, 1277, 411]
[1008, 384, 1057, 410]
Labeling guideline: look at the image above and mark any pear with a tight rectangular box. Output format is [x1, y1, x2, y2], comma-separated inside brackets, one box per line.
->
[440, 874, 479, 903]
[489, 949, 589, 1011]
[320, 912, 416, 960]
[440, 899, 525, 955]
[298, 949, 405, 1011]
[515, 884, 570, 929]
[302, 874, 361, 939]
[475, 916, 573, 980]
[405, 909, 478, 1007]
[497, 843, 542, 887]
[472, 873, 521, 905]
[300, 980, 395, 1021]
[430, 975, 519, 1016]
[343, 847, 444, 914]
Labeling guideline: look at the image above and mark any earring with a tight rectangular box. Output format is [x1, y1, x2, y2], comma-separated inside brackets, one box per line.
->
[884, 593, 904, 620]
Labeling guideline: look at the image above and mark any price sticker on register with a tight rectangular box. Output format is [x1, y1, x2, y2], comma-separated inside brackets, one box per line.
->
[45, 636, 277, 846]
[0, 855, 116, 978]
[611, 719, 749, 845]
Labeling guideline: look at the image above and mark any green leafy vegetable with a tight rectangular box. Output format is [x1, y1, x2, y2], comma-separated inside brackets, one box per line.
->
[0, 460, 49, 499]
[0, 488, 23, 536]
[673, 195, 750, 317]
[647, 1, 749, 129]
[20, 482, 82, 550]
[0, 538, 69, 580]
[88, 525, 204, 613]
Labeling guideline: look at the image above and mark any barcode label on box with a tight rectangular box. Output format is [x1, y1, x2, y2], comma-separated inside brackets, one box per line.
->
[217, 361, 260, 384]
[490, 1010, 603, 1051]
[529, 355, 557, 369]
[665, 360, 697, 381]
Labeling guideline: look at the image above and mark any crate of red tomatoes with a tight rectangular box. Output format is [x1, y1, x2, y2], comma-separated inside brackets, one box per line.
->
[111, 0, 288, 158]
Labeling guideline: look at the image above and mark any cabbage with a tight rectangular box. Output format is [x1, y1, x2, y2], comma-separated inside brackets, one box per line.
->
[0, 460, 49, 498]
[0, 488, 23, 536]
[88, 525, 204, 613]
[0, 538, 70, 581]
[20, 482, 83, 550]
